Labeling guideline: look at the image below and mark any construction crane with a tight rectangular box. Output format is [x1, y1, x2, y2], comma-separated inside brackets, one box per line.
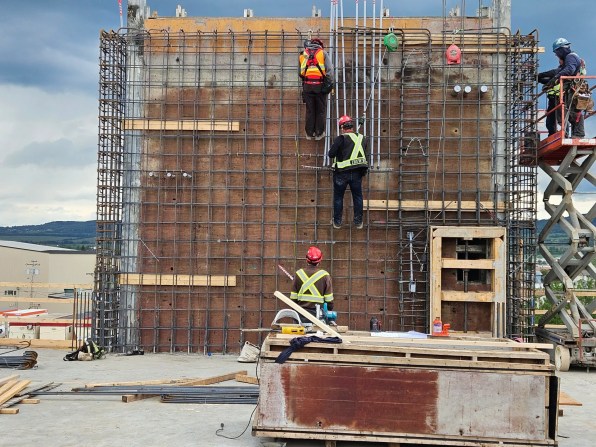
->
[530, 75, 596, 371]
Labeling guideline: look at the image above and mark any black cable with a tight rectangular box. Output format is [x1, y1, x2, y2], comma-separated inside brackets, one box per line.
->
[215, 344, 262, 439]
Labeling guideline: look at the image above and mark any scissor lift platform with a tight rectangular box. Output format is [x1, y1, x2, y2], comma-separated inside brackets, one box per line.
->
[537, 132, 596, 165]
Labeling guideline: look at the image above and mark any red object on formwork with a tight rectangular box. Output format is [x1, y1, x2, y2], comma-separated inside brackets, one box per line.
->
[446, 44, 461, 64]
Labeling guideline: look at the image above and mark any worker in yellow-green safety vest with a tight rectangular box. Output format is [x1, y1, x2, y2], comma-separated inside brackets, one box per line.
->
[538, 57, 564, 136]
[328, 115, 369, 230]
[290, 246, 334, 323]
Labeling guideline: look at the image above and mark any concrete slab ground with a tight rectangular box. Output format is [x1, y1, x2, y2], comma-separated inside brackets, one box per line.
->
[1, 348, 594, 447]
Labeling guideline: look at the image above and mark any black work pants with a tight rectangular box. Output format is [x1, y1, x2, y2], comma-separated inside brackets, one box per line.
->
[333, 169, 365, 226]
[545, 94, 560, 136]
[303, 83, 327, 137]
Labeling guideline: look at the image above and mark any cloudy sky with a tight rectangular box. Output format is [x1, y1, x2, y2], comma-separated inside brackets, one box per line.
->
[0, 0, 593, 226]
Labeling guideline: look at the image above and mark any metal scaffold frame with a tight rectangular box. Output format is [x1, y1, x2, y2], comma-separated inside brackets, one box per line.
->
[94, 6, 539, 353]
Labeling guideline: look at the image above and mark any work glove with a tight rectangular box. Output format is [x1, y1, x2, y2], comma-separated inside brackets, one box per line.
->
[544, 78, 557, 90]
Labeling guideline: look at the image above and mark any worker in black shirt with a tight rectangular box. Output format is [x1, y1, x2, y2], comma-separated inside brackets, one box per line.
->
[328, 115, 369, 229]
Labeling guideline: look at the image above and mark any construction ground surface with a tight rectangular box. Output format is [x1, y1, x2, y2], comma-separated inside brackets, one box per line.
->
[1, 348, 595, 447]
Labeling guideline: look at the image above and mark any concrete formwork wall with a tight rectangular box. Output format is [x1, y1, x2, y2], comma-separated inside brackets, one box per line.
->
[96, 16, 537, 353]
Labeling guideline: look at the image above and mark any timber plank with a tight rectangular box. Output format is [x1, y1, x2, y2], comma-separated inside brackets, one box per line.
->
[178, 370, 248, 386]
[0, 375, 19, 386]
[0, 380, 31, 406]
[260, 350, 551, 372]
[235, 374, 259, 385]
[559, 391, 582, 406]
[262, 341, 550, 361]
[20, 398, 40, 404]
[122, 394, 158, 403]
[266, 332, 553, 350]
[123, 119, 240, 132]
[85, 377, 204, 388]
[118, 273, 236, 287]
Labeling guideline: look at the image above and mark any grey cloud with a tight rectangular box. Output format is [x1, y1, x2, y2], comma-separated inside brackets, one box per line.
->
[3, 138, 95, 168]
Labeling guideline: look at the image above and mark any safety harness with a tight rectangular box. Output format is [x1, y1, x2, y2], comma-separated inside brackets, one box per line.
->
[300, 47, 326, 85]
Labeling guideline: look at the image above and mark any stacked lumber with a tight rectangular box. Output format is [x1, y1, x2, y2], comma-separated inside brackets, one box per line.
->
[0, 375, 31, 414]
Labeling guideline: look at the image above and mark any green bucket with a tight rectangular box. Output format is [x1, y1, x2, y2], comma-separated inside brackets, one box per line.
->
[383, 33, 399, 52]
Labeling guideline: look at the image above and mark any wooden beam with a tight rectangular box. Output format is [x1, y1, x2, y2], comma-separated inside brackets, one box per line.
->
[123, 119, 240, 132]
[273, 291, 346, 341]
[0, 375, 19, 387]
[442, 291, 496, 302]
[559, 391, 582, 406]
[0, 297, 75, 304]
[0, 408, 19, 414]
[0, 380, 31, 406]
[85, 377, 204, 388]
[432, 226, 506, 239]
[178, 371, 248, 386]
[0, 282, 92, 288]
[235, 374, 259, 385]
[122, 394, 158, 403]
[365, 199, 505, 212]
[118, 273, 236, 287]
[442, 259, 495, 270]
[0, 339, 73, 349]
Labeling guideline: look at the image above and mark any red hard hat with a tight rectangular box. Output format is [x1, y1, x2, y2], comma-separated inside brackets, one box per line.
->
[306, 246, 323, 264]
[310, 38, 324, 48]
[338, 115, 353, 128]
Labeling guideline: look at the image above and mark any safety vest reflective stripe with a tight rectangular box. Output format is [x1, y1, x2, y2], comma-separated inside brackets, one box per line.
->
[290, 269, 330, 303]
[300, 49, 326, 81]
[334, 133, 368, 169]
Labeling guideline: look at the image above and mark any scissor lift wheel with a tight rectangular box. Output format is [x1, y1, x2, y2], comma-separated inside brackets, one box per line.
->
[554, 345, 571, 372]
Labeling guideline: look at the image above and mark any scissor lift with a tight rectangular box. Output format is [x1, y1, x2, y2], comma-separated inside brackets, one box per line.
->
[533, 75, 596, 371]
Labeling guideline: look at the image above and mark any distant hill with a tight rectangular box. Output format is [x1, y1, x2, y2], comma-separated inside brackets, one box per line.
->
[0, 219, 592, 252]
[0, 221, 96, 250]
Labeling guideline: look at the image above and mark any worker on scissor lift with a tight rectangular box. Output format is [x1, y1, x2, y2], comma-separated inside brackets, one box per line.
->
[542, 37, 586, 138]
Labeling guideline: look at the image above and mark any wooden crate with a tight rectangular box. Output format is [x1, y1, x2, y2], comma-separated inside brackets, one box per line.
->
[253, 334, 558, 446]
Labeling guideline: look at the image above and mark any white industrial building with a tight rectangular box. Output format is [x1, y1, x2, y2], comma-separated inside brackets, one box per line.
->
[0, 240, 95, 313]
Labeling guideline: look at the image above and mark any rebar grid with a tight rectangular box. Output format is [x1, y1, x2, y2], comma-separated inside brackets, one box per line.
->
[96, 21, 538, 353]
[506, 31, 539, 340]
